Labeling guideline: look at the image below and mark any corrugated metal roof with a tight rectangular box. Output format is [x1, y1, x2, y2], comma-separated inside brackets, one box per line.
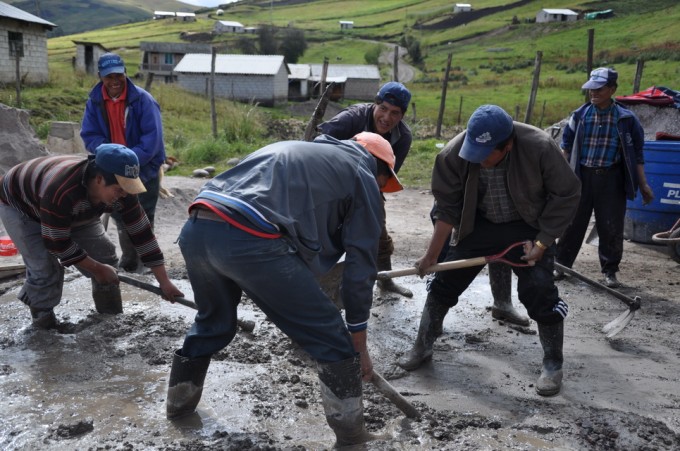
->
[174, 54, 285, 75]
[310, 64, 380, 80]
[0, 1, 56, 28]
[288, 64, 310, 79]
[216, 20, 244, 27]
[541, 8, 577, 15]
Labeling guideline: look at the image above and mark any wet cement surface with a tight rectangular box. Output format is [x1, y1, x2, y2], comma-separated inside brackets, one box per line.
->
[1, 180, 679, 450]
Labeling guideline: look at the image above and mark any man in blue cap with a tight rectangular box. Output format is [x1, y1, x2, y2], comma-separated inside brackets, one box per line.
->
[0, 144, 182, 329]
[318, 81, 414, 297]
[554, 67, 654, 288]
[81, 52, 167, 273]
[398, 105, 580, 397]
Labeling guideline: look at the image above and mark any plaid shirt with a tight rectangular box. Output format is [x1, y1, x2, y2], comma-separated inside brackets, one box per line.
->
[579, 104, 621, 167]
[477, 156, 522, 224]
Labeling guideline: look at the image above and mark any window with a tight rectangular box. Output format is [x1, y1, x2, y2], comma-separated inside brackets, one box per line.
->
[8, 31, 23, 57]
[164, 53, 174, 65]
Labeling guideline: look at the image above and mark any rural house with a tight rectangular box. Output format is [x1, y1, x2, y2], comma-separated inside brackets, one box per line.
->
[173, 53, 288, 106]
[0, 1, 57, 85]
[153, 11, 175, 20]
[309, 64, 380, 101]
[175, 12, 196, 22]
[214, 20, 244, 34]
[287, 63, 311, 101]
[339, 20, 354, 30]
[536, 8, 578, 23]
[72, 41, 108, 75]
[139, 42, 212, 83]
[454, 4, 472, 13]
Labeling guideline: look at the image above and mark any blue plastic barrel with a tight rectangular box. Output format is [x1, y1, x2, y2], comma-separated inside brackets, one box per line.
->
[624, 141, 680, 243]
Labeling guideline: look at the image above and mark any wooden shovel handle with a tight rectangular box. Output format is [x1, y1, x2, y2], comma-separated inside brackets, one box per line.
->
[370, 371, 421, 419]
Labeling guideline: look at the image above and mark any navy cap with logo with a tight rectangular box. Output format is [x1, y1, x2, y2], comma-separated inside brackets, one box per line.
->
[376, 82, 411, 113]
[98, 53, 126, 77]
[459, 105, 514, 164]
[95, 143, 146, 195]
[582, 67, 618, 90]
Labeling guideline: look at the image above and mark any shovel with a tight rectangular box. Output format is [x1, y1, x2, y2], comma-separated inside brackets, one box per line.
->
[118, 274, 256, 332]
[554, 263, 640, 338]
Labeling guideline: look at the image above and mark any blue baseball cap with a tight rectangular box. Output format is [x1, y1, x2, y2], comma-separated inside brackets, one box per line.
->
[95, 144, 146, 194]
[98, 53, 126, 77]
[376, 82, 411, 112]
[582, 67, 618, 90]
[460, 105, 514, 164]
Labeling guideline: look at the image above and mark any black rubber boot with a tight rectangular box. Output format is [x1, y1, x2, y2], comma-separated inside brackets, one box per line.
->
[489, 263, 530, 326]
[91, 280, 123, 314]
[30, 307, 57, 330]
[377, 260, 413, 298]
[536, 321, 564, 396]
[397, 293, 450, 371]
[166, 349, 211, 420]
[317, 355, 384, 447]
[117, 227, 141, 273]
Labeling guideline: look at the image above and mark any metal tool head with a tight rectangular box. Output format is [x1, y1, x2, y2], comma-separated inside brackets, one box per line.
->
[602, 296, 641, 338]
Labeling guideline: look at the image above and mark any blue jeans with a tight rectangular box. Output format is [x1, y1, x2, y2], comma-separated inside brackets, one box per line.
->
[429, 216, 567, 325]
[0, 205, 117, 310]
[177, 214, 356, 363]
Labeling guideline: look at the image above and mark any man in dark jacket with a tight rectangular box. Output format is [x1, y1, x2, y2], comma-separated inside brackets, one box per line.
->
[168, 133, 401, 447]
[318, 81, 414, 297]
[81, 52, 166, 272]
[554, 67, 654, 288]
[399, 105, 580, 397]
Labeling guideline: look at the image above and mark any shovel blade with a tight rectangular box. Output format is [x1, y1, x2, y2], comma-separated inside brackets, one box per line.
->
[602, 308, 636, 338]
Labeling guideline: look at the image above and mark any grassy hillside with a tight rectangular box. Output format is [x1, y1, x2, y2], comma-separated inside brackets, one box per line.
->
[2, 0, 680, 187]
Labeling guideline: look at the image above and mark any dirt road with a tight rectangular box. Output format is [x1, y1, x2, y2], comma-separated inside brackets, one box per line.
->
[0, 177, 678, 450]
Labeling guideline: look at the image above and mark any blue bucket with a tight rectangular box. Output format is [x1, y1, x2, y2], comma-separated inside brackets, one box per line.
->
[624, 141, 680, 243]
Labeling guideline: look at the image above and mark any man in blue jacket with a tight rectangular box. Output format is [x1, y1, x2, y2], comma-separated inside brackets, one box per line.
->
[80, 53, 166, 273]
[167, 133, 401, 447]
[554, 68, 654, 288]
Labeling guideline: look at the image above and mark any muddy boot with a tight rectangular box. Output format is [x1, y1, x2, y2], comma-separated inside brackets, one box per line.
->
[536, 321, 564, 396]
[30, 307, 57, 330]
[117, 227, 140, 273]
[397, 293, 450, 371]
[489, 263, 529, 327]
[318, 355, 384, 447]
[377, 260, 413, 298]
[91, 280, 123, 314]
[166, 349, 211, 420]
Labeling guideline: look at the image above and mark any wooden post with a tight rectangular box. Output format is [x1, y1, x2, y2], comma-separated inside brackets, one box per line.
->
[303, 82, 334, 141]
[14, 52, 21, 108]
[318, 57, 329, 98]
[436, 53, 452, 138]
[524, 50, 542, 124]
[210, 47, 217, 139]
[514, 105, 520, 120]
[411, 102, 416, 123]
[393, 45, 399, 82]
[585, 28, 594, 102]
[457, 96, 463, 125]
[538, 99, 547, 129]
[633, 58, 645, 94]
[144, 72, 154, 91]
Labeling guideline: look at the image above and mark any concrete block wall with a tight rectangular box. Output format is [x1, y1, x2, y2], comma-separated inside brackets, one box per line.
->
[0, 20, 49, 85]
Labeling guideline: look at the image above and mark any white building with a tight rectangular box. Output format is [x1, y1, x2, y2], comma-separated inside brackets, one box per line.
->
[214, 20, 245, 34]
[454, 4, 472, 13]
[339, 20, 354, 30]
[173, 54, 289, 106]
[309, 64, 380, 101]
[536, 8, 578, 23]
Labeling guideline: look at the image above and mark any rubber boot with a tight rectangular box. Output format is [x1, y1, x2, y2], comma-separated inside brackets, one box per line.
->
[489, 263, 530, 327]
[536, 321, 564, 396]
[377, 259, 413, 298]
[30, 307, 57, 330]
[166, 349, 211, 420]
[317, 355, 383, 447]
[397, 293, 450, 371]
[91, 280, 123, 314]
[117, 227, 140, 273]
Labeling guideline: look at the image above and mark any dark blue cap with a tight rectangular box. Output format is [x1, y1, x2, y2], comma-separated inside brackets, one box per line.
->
[376, 82, 411, 112]
[98, 53, 126, 77]
[460, 105, 514, 164]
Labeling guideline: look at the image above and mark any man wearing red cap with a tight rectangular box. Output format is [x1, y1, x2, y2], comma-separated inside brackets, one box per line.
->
[318, 81, 414, 297]
[167, 133, 400, 447]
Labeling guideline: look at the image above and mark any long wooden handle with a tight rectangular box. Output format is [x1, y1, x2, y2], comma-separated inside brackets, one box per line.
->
[554, 263, 641, 310]
[118, 275, 256, 332]
[370, 371, 420, 419]
[377, 256, 488, 280]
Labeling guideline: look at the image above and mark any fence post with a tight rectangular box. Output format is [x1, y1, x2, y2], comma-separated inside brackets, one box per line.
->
[436, 53, 452, 139]
[210, 47, 217, 139]
[393, 45, 399, 82]
[457, 96, 463, 125]
[524, 50, 542, 124]
[633, 59, 645, 94]
[585, 28, 595, 103]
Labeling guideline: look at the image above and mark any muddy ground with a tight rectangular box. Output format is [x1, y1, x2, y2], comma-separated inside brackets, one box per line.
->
[1, 175, 679, 451]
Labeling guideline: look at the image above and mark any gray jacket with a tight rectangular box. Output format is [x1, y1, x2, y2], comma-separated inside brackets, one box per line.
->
[431, 122, 581, 246]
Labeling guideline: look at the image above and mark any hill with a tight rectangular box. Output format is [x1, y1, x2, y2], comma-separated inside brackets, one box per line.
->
[6, 0, 199, 36]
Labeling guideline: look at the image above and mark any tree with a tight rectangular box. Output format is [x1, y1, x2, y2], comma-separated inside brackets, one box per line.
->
[279, 28, 307, 63]
[258, 25, 278, 55]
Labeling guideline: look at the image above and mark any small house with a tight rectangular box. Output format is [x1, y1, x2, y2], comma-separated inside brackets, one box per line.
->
[0, 1, 57, 85]
[175, 12, 196, 22]
[339, 20, 354, 30]
[72, 41, 108, 75]
[454, 4, 472, 13]
[139, 42, 213, 83]
[214, 20, 244, 34]
[287, 63, 311, 101]
[536, 8, 578, 23]
[154, 11, 175, 20]
[173, 53, 289, 106]
[309, 64, 380, 101]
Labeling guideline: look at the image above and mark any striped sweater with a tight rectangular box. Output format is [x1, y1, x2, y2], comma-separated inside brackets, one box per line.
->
[0, 155, 163, 267]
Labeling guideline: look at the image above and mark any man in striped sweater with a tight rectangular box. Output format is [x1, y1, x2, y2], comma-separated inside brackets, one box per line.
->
[0, 144, 182, 329]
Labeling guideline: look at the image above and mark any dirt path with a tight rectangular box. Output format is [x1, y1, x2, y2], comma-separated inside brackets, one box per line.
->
[0, 177, 678, 450]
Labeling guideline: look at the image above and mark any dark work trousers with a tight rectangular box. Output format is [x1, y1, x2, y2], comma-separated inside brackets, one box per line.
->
[428, 216, 567, 325]
[112, 175, 161, 227]
[555, 165, 626, 275]
[377, 195, 394, 271]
